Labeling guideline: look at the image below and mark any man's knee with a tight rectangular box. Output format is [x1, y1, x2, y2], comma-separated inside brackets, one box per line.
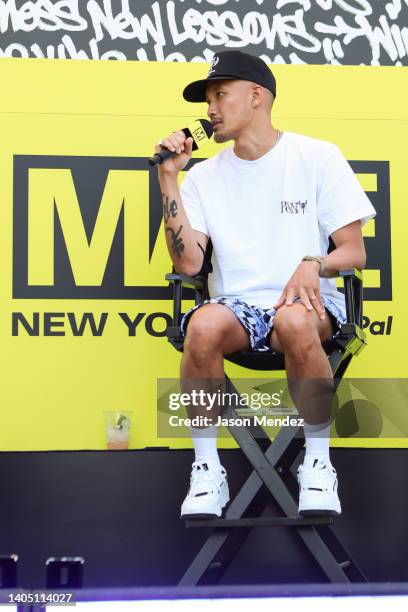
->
[273, 306, 320, 352]
[184, 308, 227, 363]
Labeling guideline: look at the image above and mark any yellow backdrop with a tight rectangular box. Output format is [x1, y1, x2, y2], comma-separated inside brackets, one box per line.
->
[0, 58, 406, 450]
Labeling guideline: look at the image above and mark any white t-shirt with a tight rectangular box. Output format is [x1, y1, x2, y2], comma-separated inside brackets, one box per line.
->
[180, 131, 376, 316]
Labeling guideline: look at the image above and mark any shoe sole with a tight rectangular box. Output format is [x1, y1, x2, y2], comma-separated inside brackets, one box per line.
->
[180, 488, 230, 521]
[181, 512, 221, 520]
[298, 488, 341, 517]
[298, 509, 341, 517]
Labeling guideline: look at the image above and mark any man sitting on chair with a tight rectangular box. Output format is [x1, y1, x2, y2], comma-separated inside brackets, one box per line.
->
[155, 51, 376, 519]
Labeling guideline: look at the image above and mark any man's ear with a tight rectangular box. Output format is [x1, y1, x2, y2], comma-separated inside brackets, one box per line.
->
[251, 84, 263, 108]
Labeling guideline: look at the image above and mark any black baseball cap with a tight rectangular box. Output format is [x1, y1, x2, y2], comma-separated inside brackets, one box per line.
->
[183, 50, 277, 103]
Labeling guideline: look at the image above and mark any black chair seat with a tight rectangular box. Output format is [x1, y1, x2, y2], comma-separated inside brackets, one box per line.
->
[224, 350, 284, 370]
[221, 335, 342, 371]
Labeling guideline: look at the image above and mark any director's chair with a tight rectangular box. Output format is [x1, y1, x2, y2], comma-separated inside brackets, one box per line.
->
[165, 241, 368, 585]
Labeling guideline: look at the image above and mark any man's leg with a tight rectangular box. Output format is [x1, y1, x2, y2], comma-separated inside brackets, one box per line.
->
[182, 303, 250, 378]
[180, 303, 250, 518]
[269, 304, 341, 515]
[270, 302, 334, 423]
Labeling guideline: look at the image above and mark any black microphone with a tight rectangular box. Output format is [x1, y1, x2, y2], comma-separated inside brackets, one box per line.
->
[148, 119, 213, 167]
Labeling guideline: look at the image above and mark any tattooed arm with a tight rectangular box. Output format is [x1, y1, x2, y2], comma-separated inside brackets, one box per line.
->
[159, 175, 208, 274]
[156, 131, 208, 275]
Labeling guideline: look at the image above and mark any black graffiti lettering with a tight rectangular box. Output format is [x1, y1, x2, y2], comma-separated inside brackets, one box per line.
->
[0, 1, 405, 65]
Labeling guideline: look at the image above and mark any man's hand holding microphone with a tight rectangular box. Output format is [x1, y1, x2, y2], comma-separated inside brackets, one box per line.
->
[151, 119, 213, 276]
[154, 132, 194, 176]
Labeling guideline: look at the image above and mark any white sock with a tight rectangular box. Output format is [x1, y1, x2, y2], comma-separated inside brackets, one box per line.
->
[190, 425, 221, 469]
[303, 420, 331, 468]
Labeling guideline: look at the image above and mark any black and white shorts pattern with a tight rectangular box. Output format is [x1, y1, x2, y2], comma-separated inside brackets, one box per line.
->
[181, 295, 346, 353]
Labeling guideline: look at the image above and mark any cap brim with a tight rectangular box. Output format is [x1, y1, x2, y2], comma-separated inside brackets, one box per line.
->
[183, 76, 237, 102]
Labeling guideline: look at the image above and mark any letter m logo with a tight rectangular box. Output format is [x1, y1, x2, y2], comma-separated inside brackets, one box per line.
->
[13, 155, 178, 299]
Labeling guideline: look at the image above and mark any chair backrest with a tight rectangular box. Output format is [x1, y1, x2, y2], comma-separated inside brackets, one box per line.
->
[166, 236, 365, 378]
[198, 240, 213, 278]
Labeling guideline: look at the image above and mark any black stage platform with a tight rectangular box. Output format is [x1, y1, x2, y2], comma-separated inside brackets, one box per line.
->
[0, 448, 406, 589]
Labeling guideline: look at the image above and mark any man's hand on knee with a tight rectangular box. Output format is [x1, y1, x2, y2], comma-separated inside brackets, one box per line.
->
[273, 261, 326, 320]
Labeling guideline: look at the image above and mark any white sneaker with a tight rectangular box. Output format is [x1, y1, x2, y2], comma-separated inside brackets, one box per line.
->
[297, 459, 341, 516]
[180, 461, 230, 519]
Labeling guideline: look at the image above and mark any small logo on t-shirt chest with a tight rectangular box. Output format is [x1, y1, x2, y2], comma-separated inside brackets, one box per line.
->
[281, 200, 308, 214]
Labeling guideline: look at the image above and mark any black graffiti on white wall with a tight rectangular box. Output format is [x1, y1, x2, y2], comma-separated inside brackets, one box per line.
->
[0, 0, 407, 65]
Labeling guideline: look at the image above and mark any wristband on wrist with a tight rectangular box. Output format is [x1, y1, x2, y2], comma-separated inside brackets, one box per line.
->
[301, 255, 326, 277]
